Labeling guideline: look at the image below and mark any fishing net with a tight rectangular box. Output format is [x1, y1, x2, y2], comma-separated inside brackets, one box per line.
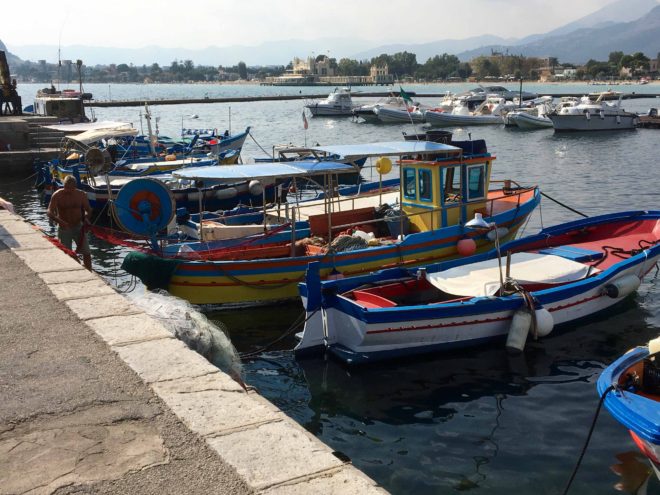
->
[127, 290, 244, 386]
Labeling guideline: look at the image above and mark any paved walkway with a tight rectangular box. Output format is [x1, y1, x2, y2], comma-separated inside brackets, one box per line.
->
[0, 209, 386, 494]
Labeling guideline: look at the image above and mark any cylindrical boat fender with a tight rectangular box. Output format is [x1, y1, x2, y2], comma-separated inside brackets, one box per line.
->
[249, 180, 264, 196]
[604, 274, 641, 299]
[506, 308, 532, 352]
[215, 187, 238, 199]
[188, 191, 202, 201]
[534, 306, 554, 337]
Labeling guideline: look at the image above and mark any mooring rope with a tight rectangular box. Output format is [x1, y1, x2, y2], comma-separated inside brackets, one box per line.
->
[540, 192, 588, 218]
[239, 307, 320, 359]
[561, 383, 616, 495]
[248, 131, 274, 158]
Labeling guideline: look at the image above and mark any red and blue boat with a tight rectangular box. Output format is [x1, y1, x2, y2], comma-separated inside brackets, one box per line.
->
[599, 337, 660, 478]
[297, 211, 660, 364]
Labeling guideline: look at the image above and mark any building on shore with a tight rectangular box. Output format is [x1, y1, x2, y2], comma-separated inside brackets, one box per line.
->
[262, 56, 394, 86]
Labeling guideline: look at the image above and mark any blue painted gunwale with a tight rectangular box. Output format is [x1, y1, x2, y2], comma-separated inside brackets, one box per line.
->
[598, 346, 660, 445]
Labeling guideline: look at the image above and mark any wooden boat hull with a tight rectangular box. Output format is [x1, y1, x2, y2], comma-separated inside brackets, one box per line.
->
[126, 188, 540, 306]
[298, 211, 660, 364]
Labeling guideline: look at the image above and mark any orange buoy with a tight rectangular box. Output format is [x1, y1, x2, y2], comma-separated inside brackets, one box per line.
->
[457, 238, 476, 256]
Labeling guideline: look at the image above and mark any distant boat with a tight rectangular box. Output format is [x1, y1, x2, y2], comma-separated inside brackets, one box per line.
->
[548, 93, 639, 131]
[425, 97, 510, 127]
[27, 85, 93, 123]
[306, 87, 356, 116]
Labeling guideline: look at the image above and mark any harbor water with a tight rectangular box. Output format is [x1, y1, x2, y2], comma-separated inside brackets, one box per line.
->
[3, 82, 660, 494]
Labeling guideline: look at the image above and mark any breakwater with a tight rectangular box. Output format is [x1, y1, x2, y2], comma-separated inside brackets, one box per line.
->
[86, 92, 660, 107]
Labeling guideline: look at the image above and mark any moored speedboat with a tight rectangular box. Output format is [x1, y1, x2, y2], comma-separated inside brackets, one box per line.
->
[425, 97, 509, 127]
[548, 93, 639, 131]
[297, 210, 660, 364]
[375, 104, 426, 124]
[306, 87, 356, 116]
[352, 95, 410, 123]
[599, 337, 660, 478]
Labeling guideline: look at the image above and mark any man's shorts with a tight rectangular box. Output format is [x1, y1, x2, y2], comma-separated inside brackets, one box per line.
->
[58, 223, 91, 255]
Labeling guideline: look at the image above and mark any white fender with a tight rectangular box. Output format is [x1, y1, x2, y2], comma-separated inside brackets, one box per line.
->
[215, 187, 238, 199]
[534, 306, 554, 337]
[249, 180, 264, 196]
[506, 308, 531, 352]
[604, 274, 641, 299]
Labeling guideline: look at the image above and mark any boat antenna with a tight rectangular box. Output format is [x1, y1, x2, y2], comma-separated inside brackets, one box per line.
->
[56, 13, 68, 90]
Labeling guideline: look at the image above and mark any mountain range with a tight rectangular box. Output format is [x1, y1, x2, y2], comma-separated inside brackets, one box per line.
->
[2, 0, 659, 67]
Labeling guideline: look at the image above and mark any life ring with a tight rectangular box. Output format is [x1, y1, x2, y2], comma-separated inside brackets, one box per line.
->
[129, 190, 161, 222]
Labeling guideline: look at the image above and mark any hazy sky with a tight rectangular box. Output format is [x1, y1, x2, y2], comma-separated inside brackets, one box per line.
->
[6, 0, 616, 49]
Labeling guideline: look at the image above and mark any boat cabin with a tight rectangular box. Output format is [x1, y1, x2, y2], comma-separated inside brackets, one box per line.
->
[399, 139, 493, 232]
[32, 87, 92, 123]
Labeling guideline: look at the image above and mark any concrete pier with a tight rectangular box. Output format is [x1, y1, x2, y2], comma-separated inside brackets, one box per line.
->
[0, 208, 387, 494]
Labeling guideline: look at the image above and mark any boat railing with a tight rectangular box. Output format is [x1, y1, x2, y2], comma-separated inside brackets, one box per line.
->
[290, 183, 535, 237]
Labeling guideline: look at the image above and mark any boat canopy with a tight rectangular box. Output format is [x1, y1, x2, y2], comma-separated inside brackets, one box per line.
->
[66, 127, 139, 145]
[306, 141, 461, 160]
[43, 121, 135, 132]
[172, 160, 357, 181]
[425, 252, 596, 297]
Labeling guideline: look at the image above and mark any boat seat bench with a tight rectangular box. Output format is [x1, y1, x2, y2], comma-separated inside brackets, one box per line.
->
[537, 245, 604, 262]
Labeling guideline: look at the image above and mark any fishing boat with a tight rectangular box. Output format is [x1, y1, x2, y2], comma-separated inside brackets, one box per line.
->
[598, 337, 660, 478]
[306, 87, 356, 116]
[297, 210, 660, 364]
[548, 93, 639, 131]
[120, 140, 540, 306]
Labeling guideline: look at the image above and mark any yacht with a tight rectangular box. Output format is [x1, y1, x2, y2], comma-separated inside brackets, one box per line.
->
[548, 93, 639, 131]
[305, 87, 356, 116]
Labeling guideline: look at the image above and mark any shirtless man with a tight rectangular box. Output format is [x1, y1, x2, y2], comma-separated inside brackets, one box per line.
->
[47, 175, 93, 270]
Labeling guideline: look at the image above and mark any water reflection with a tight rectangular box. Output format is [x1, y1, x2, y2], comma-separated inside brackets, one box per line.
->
[611, 451, 654, 495]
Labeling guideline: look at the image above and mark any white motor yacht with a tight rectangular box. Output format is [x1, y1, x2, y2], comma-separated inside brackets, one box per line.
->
[306, 87, 356, 116]
[548, 93, 639, 131]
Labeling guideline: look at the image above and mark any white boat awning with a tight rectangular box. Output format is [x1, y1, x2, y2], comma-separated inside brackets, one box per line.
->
[65, 127, 139, 145]
[43, 121, 135, 132]
[172, 160, 357, 181]
[307, 141, 461, 160]
[425, 252, 596, 297]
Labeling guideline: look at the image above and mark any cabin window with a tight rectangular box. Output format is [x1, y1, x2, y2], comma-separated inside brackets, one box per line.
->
[467, 165, 486, 200]
[442, 166, 461, 203]
[418, 169, 432, 202]
[404, 168, 416, 199]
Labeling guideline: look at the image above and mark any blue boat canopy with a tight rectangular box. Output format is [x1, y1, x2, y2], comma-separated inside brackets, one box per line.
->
[172, 160, 357, 181]
[306, 141, 462, 159]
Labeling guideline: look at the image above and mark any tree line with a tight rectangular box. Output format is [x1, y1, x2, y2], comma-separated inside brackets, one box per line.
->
[11, 50, 658, 84]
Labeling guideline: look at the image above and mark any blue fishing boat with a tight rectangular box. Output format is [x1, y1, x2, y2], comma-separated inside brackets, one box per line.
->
[599, 337, 660, 478]
[297, 211, 660, 364]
